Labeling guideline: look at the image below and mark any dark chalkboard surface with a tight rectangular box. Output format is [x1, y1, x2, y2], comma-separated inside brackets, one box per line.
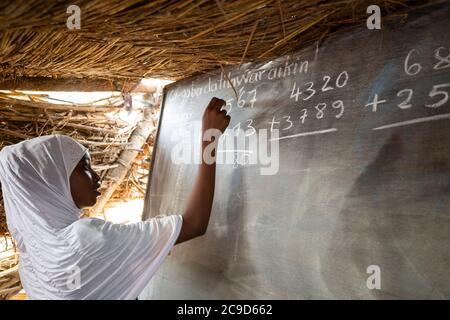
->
[141, 5, 450, 299]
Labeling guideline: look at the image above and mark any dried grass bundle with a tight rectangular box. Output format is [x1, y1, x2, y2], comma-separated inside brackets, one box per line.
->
[0, 0, 439, 82]
[0, 252, 20, 299]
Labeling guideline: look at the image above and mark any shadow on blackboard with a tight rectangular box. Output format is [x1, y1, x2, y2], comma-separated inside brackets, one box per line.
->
[181, 166, 258, 299]
[212, 167, 258, 298]
[321, 130, 450, 299]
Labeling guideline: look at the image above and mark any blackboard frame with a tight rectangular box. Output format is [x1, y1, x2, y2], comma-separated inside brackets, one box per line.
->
[142, 87, 168, 220]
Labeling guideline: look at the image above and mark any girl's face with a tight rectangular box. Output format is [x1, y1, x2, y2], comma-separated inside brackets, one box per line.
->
[69, 153, 101, 208]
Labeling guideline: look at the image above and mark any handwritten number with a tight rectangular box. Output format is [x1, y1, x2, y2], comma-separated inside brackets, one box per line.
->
[315, 103, 326, 119]
[434, 47, 450, 70]
[332, 100, 345, 119]
[225, 98, 233, 113]
[397, 89, 413, 109]
[404, 49, 422, 76]
[248, 89, 257, 108]
[245, 119, 256, 136]
[290, 82, 302, 102]
[237, 87, 246, 108]
[321, 76, 333, 92]
[336, 71, 349, 88]
[426, 84, 450, 108]
[300, 109, 308, 124]
[304, 82, 315, 100]
[282, 116, 293, 130]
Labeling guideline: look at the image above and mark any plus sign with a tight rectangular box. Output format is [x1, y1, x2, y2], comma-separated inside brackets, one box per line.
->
[268, 116, 280, 132]
[365, 94, 387, 112]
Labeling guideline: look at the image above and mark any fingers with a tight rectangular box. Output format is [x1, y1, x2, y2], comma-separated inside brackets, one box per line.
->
[207, 97, 225, 111]
[203, 97, 231, 133]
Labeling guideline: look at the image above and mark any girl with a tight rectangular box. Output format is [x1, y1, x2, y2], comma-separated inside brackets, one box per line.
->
[0, 97, 229, 299]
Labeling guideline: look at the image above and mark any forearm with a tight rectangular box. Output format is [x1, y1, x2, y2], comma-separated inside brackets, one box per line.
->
[178, 140, 217, 243]
[183, 150, 216, 234]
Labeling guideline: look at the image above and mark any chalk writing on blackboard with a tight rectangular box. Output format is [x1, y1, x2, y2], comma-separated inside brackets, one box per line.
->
[367, 46, 450, 130]
[165, 43, 450, 176]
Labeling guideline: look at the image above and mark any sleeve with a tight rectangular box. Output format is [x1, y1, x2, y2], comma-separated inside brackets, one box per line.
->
[69, 214, 183, 300]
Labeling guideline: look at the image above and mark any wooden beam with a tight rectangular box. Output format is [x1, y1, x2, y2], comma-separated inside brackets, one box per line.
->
[89, 108, 156, 217]
[0, 77, 157, 93]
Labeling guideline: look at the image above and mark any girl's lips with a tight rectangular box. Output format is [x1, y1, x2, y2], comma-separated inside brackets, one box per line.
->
[94, 190, 101, 196]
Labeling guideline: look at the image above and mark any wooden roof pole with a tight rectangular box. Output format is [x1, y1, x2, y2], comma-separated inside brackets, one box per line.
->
[89, 107, 156, 217]
[0, 77, 157, 93]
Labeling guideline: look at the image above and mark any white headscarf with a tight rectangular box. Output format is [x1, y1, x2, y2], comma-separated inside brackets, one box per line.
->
[0, 135, 182, 300]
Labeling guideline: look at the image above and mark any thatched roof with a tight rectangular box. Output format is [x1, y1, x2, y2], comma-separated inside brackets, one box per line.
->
[0, 0, 438, 82]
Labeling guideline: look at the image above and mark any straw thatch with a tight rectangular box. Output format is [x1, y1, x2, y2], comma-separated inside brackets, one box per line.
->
[0, 252, 20, 300]
[0, 0, 440, 82]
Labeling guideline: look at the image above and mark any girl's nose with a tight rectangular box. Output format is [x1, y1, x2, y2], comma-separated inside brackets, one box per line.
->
[92, 169, 101, 182]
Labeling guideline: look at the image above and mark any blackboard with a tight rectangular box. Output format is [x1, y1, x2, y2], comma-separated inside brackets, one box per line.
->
[141, 4, 450, 299]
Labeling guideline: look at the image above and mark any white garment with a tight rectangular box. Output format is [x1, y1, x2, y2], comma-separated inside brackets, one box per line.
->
[0, 135, 182, 299]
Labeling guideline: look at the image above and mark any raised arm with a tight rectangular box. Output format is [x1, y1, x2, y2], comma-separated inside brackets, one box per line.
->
[175, 97, 230, 244]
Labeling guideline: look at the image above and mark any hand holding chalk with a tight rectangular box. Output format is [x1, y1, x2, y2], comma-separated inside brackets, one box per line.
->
[202, 97, 231, 134]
